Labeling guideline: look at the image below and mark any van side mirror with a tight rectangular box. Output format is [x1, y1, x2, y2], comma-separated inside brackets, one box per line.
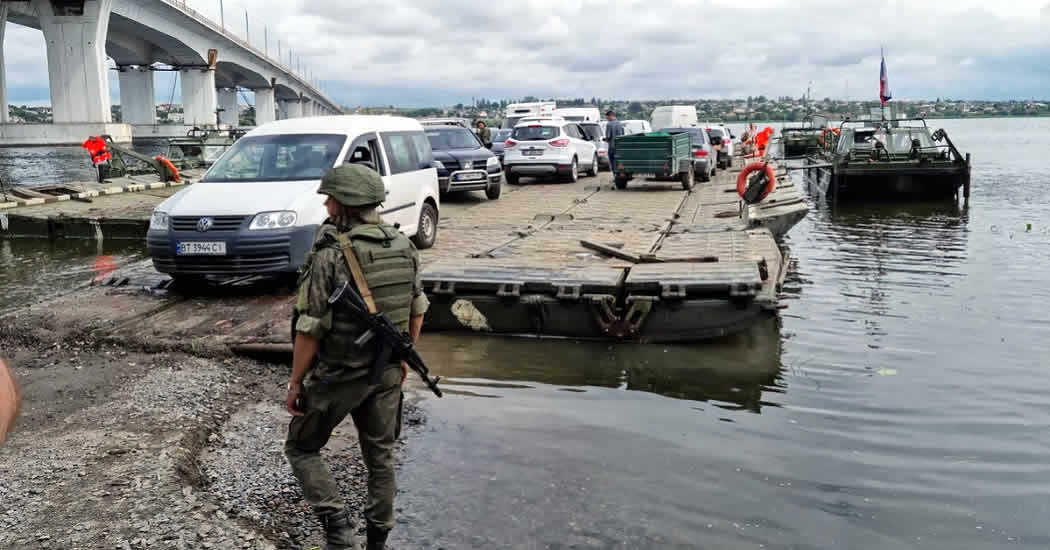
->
[484, 142, 493, 149]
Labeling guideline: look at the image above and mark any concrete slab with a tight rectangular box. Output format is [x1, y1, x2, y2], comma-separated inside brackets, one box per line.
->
[0, 122, 133, 146]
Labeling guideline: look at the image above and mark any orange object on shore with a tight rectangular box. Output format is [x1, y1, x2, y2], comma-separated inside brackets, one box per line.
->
[93, 255, 118, 282]
[155, 156, 181, 183]
[82, 136, 111, 165]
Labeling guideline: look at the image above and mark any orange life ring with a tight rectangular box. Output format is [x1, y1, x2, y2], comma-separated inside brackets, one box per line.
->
[155, 155, 181, 183]
[736, 161, 777, 203]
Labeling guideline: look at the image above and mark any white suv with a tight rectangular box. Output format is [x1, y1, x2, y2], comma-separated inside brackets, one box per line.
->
[502, 119, 599, 184]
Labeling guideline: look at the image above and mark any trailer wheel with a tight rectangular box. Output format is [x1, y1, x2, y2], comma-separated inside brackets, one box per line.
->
[681, 164, 695, 190]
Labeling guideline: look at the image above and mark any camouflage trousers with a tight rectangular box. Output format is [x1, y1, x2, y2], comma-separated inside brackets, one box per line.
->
[285, 366, 403, 532]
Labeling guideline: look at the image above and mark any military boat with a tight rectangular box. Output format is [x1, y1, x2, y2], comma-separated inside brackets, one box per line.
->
[803, 117, 970, 202]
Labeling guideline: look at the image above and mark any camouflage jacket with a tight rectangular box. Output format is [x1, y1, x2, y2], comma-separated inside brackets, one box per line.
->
[294, 222, 429, 383]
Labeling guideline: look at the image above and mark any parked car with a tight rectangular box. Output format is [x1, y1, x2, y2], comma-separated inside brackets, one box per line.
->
[705, 126, 732, 169]
[488, 128, 513, 165]
[554, 107, 601, 123]
[579, 122, 609, 169]
[662, 127, 716, 182]
[147, 116, 441, 283]
[651, 106, 698, 131]
[621, 119, 652, 135]
[503, 119, 599, 184]
[424, 123, 503, 200]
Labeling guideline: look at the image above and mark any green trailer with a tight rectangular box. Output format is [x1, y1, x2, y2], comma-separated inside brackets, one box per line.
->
[612, 131, 695, 190]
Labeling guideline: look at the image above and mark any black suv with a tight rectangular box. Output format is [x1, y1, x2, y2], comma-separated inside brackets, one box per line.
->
[424, 124, 503, 200]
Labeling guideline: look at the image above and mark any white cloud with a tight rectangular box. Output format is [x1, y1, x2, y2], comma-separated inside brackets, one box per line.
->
[3, 0, 1049, 107]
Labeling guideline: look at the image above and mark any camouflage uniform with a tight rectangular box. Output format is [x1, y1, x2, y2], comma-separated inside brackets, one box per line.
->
[285, 164, 428, 549]
[477, 124, 492, 145]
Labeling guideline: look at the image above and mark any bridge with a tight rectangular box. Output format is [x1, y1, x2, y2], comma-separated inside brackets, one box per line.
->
[0, 0, 344, 145]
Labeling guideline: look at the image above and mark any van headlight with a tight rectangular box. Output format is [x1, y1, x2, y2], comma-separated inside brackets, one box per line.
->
[249, 211, 298, 230]
[486, 156, 500, 169]
[149, 211, 169, 231]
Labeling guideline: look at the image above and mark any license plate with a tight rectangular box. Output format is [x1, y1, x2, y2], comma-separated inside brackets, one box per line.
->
[454, 171, 486, 182]
[177, 241, 227, 255]
[522, 148, 544, 156]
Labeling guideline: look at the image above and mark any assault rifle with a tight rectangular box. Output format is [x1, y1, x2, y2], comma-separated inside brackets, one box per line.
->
[327, 281, 443, 397]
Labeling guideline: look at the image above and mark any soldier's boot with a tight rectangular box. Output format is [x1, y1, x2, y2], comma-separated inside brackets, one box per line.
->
[319, 510, 358, 550]
[366, 524, 389, 550]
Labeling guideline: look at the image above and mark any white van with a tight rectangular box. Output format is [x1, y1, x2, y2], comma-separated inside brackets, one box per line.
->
[147, 116, 441, 281]
[503, 101, 557, 129]
[650, 106, 698, 130]
[554, 107, 601, 123]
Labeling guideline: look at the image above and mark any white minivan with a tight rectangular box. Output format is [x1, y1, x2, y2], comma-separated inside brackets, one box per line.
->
[147, 116, 440, 281]
[651, 106, 698, 130]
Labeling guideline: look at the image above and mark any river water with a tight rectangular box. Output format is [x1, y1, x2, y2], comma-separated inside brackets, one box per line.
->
[2, 118, 1049, 549]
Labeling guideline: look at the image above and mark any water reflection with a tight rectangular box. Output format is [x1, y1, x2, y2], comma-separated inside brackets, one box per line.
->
[0, 238, 145, 312]
[419, 317, 784, 412]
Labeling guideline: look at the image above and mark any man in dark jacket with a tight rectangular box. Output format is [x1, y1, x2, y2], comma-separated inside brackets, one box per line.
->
[604, 110, 625, 172]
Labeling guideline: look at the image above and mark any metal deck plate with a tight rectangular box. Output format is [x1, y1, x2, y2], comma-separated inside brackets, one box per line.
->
[423, 260, 626, 296]
[625, 262, 763, 297]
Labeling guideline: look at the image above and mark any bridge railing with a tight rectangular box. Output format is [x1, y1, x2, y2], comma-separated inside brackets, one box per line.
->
[160, 0, 330, 105]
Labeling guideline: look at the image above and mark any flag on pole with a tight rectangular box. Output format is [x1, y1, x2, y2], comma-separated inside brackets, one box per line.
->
[879, 48, 892, 106]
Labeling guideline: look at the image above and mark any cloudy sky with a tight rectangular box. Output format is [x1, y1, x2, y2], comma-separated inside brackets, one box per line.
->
[4, 0, 1049, 107]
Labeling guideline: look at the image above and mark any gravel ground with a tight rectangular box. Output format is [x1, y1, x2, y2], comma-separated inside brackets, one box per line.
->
[0, 335, 425, 550]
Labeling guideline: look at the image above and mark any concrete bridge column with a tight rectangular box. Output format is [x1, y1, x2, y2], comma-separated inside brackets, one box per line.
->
[181, 68, 217, 126]
[0, 3, 9, 123]
[254, 88, 276, 126]
[286, 100, 302, 119]
[217, 88, 239, 127]
[36, 0, 114, 122]
[117, 67, 155, 124]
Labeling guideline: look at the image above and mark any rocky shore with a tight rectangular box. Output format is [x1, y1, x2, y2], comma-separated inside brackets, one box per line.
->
[0, 332, 423, 549]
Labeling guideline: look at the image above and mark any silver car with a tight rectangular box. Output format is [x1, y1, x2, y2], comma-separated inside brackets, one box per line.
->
[579, 122, 609, 169]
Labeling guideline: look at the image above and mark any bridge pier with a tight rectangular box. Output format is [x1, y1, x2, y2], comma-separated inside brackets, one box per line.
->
[180, 68, 217, 126]
[117, 67, 156, 124]
[217, 88, 239, 127]
[1, 0, 132, 146]
[255, 88, 276, 126]
[0, 3, 8, 123]
[285, 99, 302, 119]
[38, 0, 113, 123]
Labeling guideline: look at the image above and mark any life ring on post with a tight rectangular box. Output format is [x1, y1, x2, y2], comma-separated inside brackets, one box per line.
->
[736, 161, 777, 204]
[155, 155, 181, 183]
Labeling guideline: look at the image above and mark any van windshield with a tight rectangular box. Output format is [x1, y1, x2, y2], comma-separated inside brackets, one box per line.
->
[425, 128, 481, 150]
[201, 134, 346, 182]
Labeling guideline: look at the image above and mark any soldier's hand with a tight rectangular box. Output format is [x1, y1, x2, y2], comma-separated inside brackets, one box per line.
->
[400, 361, 409, 385]
[0, 358, 19, 446]
[286, 381, 304, 416]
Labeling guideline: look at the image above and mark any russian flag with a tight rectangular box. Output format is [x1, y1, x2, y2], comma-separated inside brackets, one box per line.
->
[879, 49, 892, 106]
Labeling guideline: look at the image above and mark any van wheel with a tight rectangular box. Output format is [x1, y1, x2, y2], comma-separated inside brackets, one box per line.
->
[411, 203, 438, 249]
[563, 157, 578, 183]
[615, 175, 629, 190]
[585, 154, 599, 177]
[485, 182, 502, 200]
[506, 173, 520, 185]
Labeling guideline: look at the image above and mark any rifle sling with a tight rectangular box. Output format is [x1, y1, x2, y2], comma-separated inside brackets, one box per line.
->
[336, 232, 393, 384]
[335, 233, 378, 314]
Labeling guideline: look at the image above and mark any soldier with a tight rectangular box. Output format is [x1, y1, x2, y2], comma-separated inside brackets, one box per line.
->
[475, 120, 492, 147]
[284, 163, 429, 550]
